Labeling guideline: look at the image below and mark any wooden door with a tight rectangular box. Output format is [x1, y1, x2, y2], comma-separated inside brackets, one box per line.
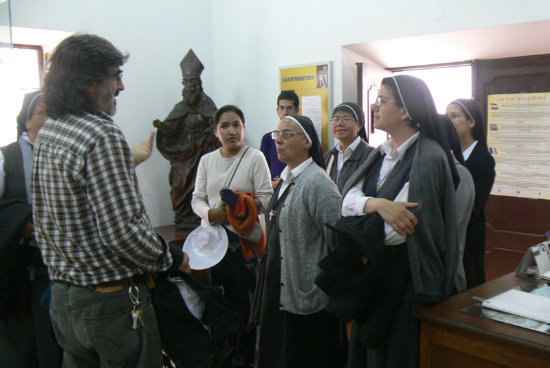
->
[473, 54, 550, 280]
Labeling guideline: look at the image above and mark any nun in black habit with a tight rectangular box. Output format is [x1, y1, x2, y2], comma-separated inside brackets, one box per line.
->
[328, 75, 459, 368]
[446, 98, 495, 289]
[252, 115, 347, 368]
[324, 102, 375, 193]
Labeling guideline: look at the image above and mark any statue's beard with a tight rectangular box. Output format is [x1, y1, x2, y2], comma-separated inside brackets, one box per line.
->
[183, 86, 202, 105]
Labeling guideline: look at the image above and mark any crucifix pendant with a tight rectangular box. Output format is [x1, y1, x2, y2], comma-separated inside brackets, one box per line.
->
[269, 209, 276, 221]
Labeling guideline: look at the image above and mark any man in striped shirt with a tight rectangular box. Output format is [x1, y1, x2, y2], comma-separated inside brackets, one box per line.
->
[31, 33, 190, 367]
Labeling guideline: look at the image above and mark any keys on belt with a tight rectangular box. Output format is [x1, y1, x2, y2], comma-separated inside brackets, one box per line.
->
[129, 285, 144, 330]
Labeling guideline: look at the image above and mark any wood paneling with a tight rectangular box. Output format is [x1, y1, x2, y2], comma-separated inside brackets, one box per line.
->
[474, 55, 550, 280]
[417, 273, 550, 368]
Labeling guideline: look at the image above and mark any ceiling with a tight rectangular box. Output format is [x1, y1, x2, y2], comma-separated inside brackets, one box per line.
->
[344, 19, 550, 68]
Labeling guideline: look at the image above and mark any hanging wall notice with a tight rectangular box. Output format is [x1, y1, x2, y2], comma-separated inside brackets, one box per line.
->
[280, 62, 331, 152]
[487, 93, 550, 199]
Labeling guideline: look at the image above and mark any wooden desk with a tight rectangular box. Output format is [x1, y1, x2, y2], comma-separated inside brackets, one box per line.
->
[416, 273, 550, 368]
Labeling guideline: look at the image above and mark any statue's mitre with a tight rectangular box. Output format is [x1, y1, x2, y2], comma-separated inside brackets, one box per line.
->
[180, 49, 204, 78]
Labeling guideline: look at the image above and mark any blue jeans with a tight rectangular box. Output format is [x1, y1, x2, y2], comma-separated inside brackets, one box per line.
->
[50, 281, 162, 368]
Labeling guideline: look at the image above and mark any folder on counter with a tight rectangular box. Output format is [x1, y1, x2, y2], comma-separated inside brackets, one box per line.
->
[482, 289, 550, 324]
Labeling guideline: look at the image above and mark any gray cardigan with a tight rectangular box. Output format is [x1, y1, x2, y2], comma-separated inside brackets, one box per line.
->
[278, 162, 342, 315]
[343, 135, 458, 298]
[454, 161, 475, 292]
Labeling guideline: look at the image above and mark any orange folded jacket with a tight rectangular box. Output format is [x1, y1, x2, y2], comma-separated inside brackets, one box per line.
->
[221, 189, 266, 260]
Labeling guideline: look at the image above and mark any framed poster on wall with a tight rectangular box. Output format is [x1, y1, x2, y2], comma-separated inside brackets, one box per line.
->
[487, 92, 550, 199]
[280, 62, 332, 152]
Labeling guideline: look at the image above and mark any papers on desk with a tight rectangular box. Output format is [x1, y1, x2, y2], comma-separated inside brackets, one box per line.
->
[482, 289, 550, 324]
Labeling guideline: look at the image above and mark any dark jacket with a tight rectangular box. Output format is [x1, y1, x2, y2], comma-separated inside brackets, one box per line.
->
[1, 141, 47, 317]
[1, 142, 27, 200]
[0, 198, 32, 317]
[324, 140, 374, 192]
[464, 142, 495, 258]
[151, 271, 240, 367]
[342, 135, 458, 298]
[316, 142, 415, 347]
[1, 141, 44, 272]
[1, 142, 33, 317]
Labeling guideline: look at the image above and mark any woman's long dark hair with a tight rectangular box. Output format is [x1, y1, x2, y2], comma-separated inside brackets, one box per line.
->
[44, 34, 128, 119]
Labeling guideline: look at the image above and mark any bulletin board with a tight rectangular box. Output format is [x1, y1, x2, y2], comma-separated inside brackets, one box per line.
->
[280, 62, 332, 152]
[487, 92, 550, 199]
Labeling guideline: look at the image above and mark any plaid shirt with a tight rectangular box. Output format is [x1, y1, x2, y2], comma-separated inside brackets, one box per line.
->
[31, 110, 173, 286]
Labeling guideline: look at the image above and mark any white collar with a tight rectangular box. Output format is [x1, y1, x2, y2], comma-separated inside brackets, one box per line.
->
[463, 140, 478, 161]
[381, 131, 419, 160]
[280, 157, 313, 182]
[336, 136, 361, 154]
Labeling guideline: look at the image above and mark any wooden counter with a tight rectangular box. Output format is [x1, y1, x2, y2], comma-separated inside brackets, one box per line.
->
[416, 273, 550, 367]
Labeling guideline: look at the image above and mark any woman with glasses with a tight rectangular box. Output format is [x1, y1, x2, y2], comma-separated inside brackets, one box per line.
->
[192, 104, 273, 368]
[324, 102, 374, 192]
[337, 75, 459, 368]
[446, 99, 495, 289]
[253, 115, 346, 368]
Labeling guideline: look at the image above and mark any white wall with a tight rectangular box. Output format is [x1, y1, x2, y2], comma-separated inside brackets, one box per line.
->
[3, 0, 214, 226]
[212, 0, 550, 151]
[3, 0, 550, 226]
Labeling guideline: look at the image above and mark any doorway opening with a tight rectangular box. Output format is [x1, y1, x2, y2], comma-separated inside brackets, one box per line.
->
[393, 64, 472, 113]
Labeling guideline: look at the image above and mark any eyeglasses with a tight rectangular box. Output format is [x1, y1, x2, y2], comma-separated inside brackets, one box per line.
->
[271, 130, 305, 140]
[374, 97, 397, 107]
[330, 116, 355, 124]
